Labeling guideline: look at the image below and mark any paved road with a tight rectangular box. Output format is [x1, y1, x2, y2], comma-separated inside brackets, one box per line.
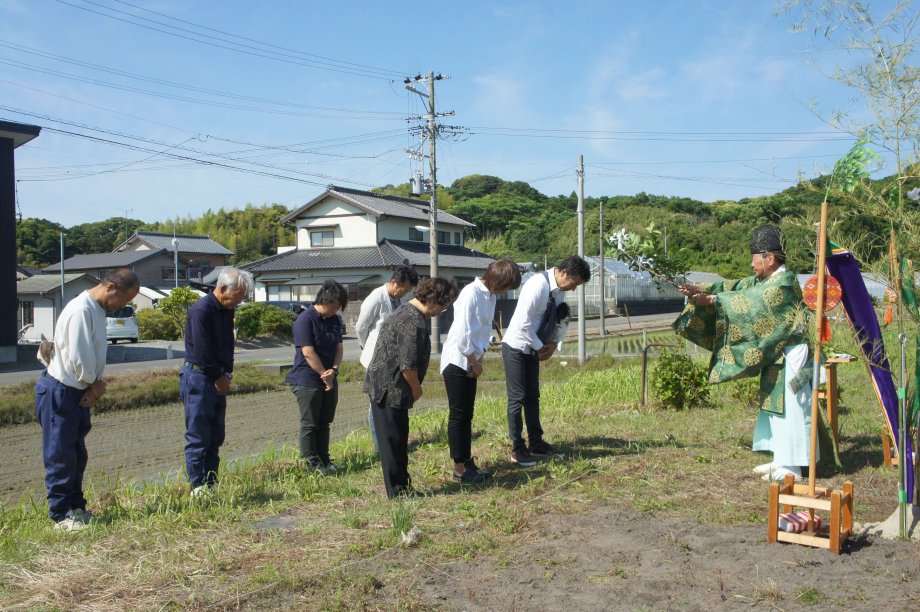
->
[0, 312, 678, 387]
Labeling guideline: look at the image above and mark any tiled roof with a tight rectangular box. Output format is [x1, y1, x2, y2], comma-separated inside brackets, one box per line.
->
[242, 246, 387, 272]
[17, 273, 96, 294]
[242, 240, 494, 273]
[382, 240, 494, 270]
[122, 232, 233, 255]
[43, 250, 163, 272]
[281, 186, 475, 228]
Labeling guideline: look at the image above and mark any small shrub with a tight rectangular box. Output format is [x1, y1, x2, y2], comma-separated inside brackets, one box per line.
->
[137, 308, 182, 341]
[234, 302, 263, 339]
[259, 305, 296, 338]
[652, 348, 710, 410]
[236, 303, 297, 339]
[726, 378, 760, 410]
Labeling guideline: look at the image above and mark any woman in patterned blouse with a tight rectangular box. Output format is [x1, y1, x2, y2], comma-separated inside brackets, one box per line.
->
[364, 276, 458, 498]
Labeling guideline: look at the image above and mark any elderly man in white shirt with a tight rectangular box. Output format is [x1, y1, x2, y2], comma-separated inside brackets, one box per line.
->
[356, 265, 418, 451]
[35, 269, 139, 531]
[502, 256, 590, 467]
[440, 259, 521, 483]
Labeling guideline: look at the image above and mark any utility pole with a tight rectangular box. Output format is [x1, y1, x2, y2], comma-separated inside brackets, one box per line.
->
[405, 71, 455, 352]
[599, 199, 605, 337]
[59, 231, 65, 325]
[172, 235, 179, 289]
[427, 71, 440, 351]
[577, 155, 586, 365]
[121, 208, 133, 243]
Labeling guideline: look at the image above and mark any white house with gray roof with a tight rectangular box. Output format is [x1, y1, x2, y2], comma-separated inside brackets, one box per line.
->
[16, 273, 99, 342]
[242, 186, 494, 309]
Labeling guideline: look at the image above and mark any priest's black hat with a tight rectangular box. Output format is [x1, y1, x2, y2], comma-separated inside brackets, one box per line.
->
[750, 226, 785, 255]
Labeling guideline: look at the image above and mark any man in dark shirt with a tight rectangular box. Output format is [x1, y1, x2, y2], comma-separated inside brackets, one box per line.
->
[180, 267, 253, 497]
[286, 280, 347, 473]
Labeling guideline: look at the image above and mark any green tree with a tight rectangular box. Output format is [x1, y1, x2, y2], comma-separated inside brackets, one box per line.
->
[16, 218, 64, 267]
[158, 286, 200, 337]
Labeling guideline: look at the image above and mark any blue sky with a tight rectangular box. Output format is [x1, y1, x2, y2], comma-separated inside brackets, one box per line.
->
[0, 0, 882, 226]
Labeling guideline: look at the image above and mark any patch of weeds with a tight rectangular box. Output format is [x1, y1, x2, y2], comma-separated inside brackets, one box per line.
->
[636, 497, 672, 513]
[340, 510, 368, 529]
[485, 505, 529, 534]
[389, 501, 415, 537]
[751, 579, 783, 602]
[608, 565, 627, 579]
[794, 586, 824, 605]
[587, 574, 608, 585]
[694, 454, 713, 464]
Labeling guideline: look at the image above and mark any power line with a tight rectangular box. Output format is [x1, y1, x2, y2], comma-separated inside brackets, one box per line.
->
[3, 110, 382, 187]
[466, 126, 852, 142]
[0, 40, 405, 117]
[52, 0, 406, 80]
[0, 56, 405, 120]
[108, 0, 408, 78]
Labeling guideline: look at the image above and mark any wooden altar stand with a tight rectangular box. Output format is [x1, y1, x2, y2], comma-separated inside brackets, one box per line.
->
[768, 474, 854, 554]
[816, 355, 857, 449]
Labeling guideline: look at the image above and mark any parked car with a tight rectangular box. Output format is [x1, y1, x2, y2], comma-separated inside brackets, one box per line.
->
[106, 306, 139, 344]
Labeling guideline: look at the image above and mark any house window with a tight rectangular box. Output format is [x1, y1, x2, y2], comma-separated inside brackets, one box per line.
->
[162, 267, 188, 281]
[454, 232, 462, 245]
[437, 230, 451, 245]
[293, 285, 322, 301]
[19, 300, 34, 327]
[409, 227, 424, 241]
[267, 285, 292, 301]
[310, 230, 334, 247]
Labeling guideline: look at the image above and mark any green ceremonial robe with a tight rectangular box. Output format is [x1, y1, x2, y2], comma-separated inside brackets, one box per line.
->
[673, 269, 811, 415]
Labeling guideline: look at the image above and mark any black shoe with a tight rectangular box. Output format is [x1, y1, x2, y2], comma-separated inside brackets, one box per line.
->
[511, 447, 538, 467]
[529, 439, 564, 458]
[453, 459, 492, 484]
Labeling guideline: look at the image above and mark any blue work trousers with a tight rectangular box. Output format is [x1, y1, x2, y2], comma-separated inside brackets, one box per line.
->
[34, 372, 91, 521]
[180, 367, 226, 487]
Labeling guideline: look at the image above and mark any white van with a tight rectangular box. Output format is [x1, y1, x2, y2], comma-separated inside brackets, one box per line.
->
[106, 306, 139, 344]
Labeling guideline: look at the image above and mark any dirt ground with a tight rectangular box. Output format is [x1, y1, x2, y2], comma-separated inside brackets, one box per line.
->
[365, 505, 920, 611]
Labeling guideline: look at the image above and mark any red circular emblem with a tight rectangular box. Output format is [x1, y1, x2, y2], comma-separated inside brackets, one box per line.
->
[802, 274, 842, 311]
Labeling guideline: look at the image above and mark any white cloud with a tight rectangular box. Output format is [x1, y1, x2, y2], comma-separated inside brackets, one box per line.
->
[471, 73, 528, 120]
[616, 68, 668, 102]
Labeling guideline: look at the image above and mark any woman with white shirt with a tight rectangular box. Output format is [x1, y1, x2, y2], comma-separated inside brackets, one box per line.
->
[440, 259, 521, 483]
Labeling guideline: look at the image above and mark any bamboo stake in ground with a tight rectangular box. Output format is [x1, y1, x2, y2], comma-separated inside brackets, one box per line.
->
[808, 202, 830, 511]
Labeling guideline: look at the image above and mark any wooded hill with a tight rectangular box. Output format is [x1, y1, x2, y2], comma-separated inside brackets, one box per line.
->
[16, 172, 907, 278]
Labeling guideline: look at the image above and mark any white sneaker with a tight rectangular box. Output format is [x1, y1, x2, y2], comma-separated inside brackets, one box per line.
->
[752, 461, 778, 475]
[54, 509, 89, 531]
[190, 484, 214, 498]
[762, 466, 803, 482]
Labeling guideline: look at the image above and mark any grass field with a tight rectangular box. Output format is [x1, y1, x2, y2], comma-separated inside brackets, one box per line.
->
[0, 333, 912, 609]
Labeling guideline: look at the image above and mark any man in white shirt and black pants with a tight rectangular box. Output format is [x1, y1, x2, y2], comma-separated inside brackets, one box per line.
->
[502, 256, 590, 467]
[34, 269, 139, 530]
[356, 265, 418, 450]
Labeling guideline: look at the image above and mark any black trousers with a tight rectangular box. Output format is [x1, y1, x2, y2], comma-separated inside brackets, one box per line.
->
[292, 383, 338, 464]
[443, 363, 478, 464]
[371, 399, 410, 498]
[502, 343, 543, 450]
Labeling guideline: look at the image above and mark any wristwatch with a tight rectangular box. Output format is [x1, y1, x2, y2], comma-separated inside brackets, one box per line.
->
[331, 365, 340, 375]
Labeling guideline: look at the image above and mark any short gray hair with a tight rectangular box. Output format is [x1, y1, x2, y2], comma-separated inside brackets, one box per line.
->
[216, 267, 254, 293]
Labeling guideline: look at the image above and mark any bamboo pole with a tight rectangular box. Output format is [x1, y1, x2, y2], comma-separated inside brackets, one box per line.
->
[809, 201, 829, 501]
